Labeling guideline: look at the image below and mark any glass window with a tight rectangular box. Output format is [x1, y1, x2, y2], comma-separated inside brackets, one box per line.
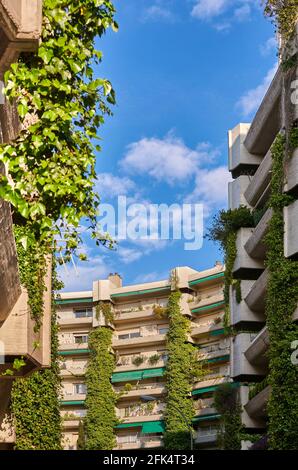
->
[74, 383, 87, 395]
[74, 335, 88, 344]
[74, 308, 92, 318]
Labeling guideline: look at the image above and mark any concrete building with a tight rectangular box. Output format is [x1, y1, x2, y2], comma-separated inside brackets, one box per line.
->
[0, 0, 50, 450]
[55, 264, 230, 450]
[227, 24, 298, 445]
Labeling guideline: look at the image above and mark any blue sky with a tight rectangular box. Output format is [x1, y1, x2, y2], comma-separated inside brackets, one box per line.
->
[59, 0, 277, 291]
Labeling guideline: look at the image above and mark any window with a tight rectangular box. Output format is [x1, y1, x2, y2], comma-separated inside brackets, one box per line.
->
[74, 334, 88, 344]
[74, 383, 87, 395]
[118, 331, 141, 340]
[158, 327, 168, 335]
[74, 308, 92, 318]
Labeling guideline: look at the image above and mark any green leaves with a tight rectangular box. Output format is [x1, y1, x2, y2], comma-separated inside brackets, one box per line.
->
[0, 0, 117, 258]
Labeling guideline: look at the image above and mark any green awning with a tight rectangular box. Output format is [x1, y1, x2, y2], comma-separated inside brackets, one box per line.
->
[111, 286, 170, 299]
[210, 328, 225, 336]
[191, 301, 225, 314]
[207, 354, 230, 364]
[189, 272, 224, 286]
[141, 421, 165, 434]
[55, 297, 93, 305]
[193, 414, 220, 423]
[111, 367, 165, 383]
[116, 422, 144, 429]
[58, 349, 90, 356]
[192, 385, 219, 395]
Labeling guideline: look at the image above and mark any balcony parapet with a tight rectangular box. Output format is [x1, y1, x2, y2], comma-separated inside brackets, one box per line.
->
[244, 150, 272, 207]
[244, 209, 272, 260]
[232, 228, 264, 279]
[244, 327, 269, 366]
[244, 269, 268, 314]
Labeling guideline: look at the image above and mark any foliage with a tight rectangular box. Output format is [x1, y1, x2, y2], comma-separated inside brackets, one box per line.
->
[164, 291, 204, 449]
[14, 225, 48, 331]
[207, 206, 254, 333]
[132, 355, 145, 367]
[96, 301, 114, 323]
[148, 354, 161, 365]
[0, 0, 117, 257]
[249, 377, 269, 401]
[263, 1, 298, 41]
[84, 327, 118, 450]
[153, 305, 168, 318]
[11, 261, 62, 450]
[213, 383, 242, 450]
[265, 133, 298, 450]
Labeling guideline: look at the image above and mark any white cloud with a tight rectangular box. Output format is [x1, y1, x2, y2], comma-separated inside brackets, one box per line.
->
[58, 256, 111, 292]
[96, 173, 136, 199]
[118, 246, 143, 264]
[236, 63, 278, 117]
[260, 37, 277, 56]
[234, 3, 251, 22]
[133, 271, 169, 284]
[186, 166, 231, 215]
[143, 5, 175, 22]
[191, 0, 229, 20]
[121, 132, 219, 185]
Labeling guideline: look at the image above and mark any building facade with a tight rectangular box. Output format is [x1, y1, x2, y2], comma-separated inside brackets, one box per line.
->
[227, 24, 298, 447]
[0, 0, 51, 449]
[56, 264, 230, 450]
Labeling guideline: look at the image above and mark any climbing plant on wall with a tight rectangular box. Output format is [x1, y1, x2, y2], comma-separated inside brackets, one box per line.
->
[206, 207, 255, 331]
[84, 327, 118, 450]
[164, 291, 204, 450]
[10, 261, 62, 450]
[263, 1, 298, 41]
[265, 132, 298, 450]
[214, 383, 242, 450]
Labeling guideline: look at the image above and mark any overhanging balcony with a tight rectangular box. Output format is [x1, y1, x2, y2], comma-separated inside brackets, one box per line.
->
[232, 228, 264, 279]
[231, 333, 267, 380]
[244, 150, 272, 207]
[244, 209, 272, 260]
[284, 200, 298, 258]
[244, 327, 269, 367]
[116, 436, 163, 450]
[113, 333, 167, 349]
[230, 281, 265, 327]
[285, 148, 298, 195]
[244, 269, 268, 314]
[228, 176, 251, 210]
[0, 260, 52, 377]
[245, 385, 270, 420]
[0, 0, 42, 76]
[228, 123, 262, 178]
[244, 67, 282, 156]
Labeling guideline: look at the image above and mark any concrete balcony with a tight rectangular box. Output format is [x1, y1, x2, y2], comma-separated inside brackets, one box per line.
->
[60, 365, 87, 378]
[284, 200, 298, 258]
[0, 260, 52, 377]
[195, 426, 218, 445]
[244, 209, 273, 260]
[62, 419, 80, 430]
[200, 346, 230, 363]
[244, 150, 272, 207]
[59, 342, 88, 352]
[244, 67, 282, 156]
[285, 148, 298, 195]
[116, 436, 163, 450]
[115, 358, 166, 373]
[190, 293, 224, 313]
[58, 316, 93, 328]
[61, 393, 86, 404]
[245, 385, 270, 420]
[230, 282, 265, 327]
[228, 176, 251, 210]
[244, 327, 269, 367]
[0, 0, 42, 76]
[231, 333, 267, 380]
[194, 397, 215, 417]
[193, 376, 230, 392]
[228, 123, 262, 178]
[232, 228, 264, 279]
[114, 307, 157, 324]
[118, 413, 163, 425]
[0, 198, 21, 323]
[113, 334, 167, 350]
[240, 386, 267, 429]
[191, 318, 224, 338]
[244, 269, 268, 314]
[116, 384, 166, 401]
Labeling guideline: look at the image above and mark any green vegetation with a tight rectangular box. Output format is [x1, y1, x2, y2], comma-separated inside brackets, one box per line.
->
[264, 1, 298, 41]
[214, 383, 242, 450]
[84, 328, 118, 450]
[164, 291, 204, 449]
[265, 133, 298, 450]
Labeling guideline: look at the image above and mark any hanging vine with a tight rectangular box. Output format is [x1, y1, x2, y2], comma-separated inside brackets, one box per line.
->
[263, 1, 298, 41]
[265, 132, 298, 450]
[10, 261, 63, 450]
[0, 0, 117, 258]
[214, 383, 243, 450]
[164, 291, 204, 450]
[84, 327, 118, 450]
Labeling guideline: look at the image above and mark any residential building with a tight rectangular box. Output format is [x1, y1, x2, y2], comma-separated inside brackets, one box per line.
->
[56, 264, 230, 450]
[0, 0, 50, 450]
[227, 23, 298, 447]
